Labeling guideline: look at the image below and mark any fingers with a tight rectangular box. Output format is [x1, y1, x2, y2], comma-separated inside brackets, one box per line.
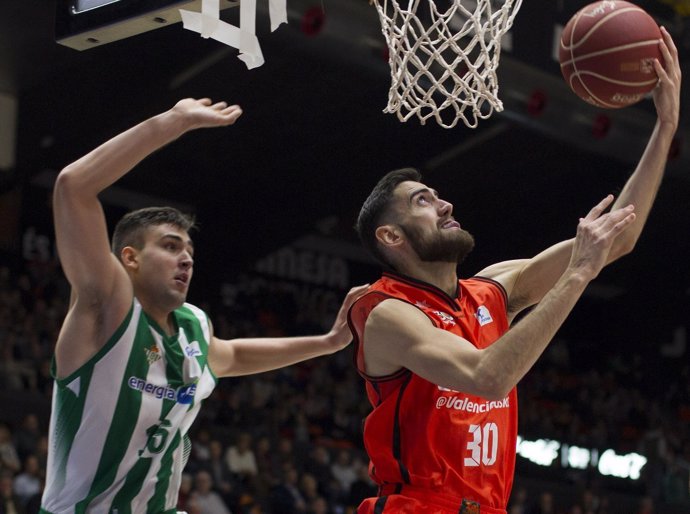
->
[611, 212, 636, 235]
[578, 203, 635, 248]
[220, 104, 242, 115]
[656, 27, 681, 81]
[660, 26, 679, 65]
[598, 205, 635, 233]
[223, 105, 243, 124]
[343, 284, 371, 305]
[203, 100, 243, 124]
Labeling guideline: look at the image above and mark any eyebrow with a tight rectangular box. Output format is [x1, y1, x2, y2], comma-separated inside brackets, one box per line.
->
[160, 233, 194, 251]
[408, 187, 439, 204]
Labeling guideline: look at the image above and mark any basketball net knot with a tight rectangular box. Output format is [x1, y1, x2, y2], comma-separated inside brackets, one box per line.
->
[373, 0, 522, 128]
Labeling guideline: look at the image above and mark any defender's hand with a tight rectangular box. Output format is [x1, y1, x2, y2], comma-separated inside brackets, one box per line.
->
[171, 98, 243, 131]
[326, 284, 371, 351]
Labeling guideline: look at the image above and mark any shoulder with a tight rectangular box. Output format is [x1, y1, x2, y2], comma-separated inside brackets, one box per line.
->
[178, 303, 213, 341]
[474, 259, 529, 290]
[462, 276, 508, 308]
[180, 302, 210, 320]
[350, 289, 428, 328]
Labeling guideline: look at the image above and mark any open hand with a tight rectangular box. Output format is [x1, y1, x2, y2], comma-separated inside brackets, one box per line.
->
[171, 97, 243, 131]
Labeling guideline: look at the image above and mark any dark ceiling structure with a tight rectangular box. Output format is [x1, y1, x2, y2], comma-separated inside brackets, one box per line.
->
[2, 0, 689, 349]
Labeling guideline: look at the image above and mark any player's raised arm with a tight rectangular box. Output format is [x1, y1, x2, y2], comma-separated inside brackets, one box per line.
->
[54, 98, 242, 296]
[606, 26, 681, 255]
[482, 28, 681, 318]
[52, 98, 242, 376]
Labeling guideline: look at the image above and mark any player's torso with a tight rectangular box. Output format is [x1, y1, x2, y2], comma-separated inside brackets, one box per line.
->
[41, 299, 217, 514]
[349, 272, 517, 511]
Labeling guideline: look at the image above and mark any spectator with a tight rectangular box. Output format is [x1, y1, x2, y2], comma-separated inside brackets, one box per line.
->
[23, 478, 44, 514]
[12, 455, 41, 507]
[225, 432, 258, 485]
[203, 440, 237, 508]
[330, 450, 357, 500]
[192, 470, 232, 514]
[269, 464, 306, 514]
[253, 436, 277, 498]
[192, 428, 214, 467]
[304, 444, 335, 497]
[347, 463, 376, 511]
[0, 470, 24, 514]
[13, 416, 40, 463]
[31, 438, 47, 477]
[0, 425, 20, 475]
[299, 473, 322, 506]
[177, 473, 196, 513]
[307, 496, 331, 514]
[273, 437, 301, 473]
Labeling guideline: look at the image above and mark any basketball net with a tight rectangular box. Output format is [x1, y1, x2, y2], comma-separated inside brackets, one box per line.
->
[372, 0, 522, 128]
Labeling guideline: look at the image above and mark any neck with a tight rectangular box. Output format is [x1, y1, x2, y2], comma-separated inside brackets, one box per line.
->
[396, 261, 459, 296]
[136, 295, 177, 336]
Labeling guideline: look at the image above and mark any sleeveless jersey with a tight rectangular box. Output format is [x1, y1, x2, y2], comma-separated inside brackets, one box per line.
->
[347, 271, 517, 513]
[41, 299, 217, 514]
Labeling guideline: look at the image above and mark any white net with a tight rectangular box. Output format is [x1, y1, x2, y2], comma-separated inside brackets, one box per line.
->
[372, 0, 522, 128]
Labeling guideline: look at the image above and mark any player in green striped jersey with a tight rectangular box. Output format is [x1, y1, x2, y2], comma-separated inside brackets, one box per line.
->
[41, 98, 368, 514]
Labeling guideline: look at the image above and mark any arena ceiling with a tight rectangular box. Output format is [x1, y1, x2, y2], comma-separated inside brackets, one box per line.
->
[2, 0, 689, 351]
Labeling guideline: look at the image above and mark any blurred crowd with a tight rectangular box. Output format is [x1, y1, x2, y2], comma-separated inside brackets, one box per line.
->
[0, 257, 688, 514]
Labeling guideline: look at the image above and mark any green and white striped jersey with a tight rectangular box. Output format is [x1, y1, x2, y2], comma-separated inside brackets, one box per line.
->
[41, 299, 217, 514]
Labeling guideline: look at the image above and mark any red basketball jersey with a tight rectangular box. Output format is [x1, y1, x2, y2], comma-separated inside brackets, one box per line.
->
[348, 271, 517, 513]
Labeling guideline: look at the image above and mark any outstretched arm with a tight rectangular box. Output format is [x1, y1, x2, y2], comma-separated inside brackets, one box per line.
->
[481, 27, 681, 317]
[607, 26, 681, 257]
[208, 284, 369, 377]
[362, 197, 635, 399]
[53, 99, 242, 377]
[54, 99, 243, 296]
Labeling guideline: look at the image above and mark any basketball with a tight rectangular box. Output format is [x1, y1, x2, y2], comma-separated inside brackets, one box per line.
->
[559, 1, 663, 109]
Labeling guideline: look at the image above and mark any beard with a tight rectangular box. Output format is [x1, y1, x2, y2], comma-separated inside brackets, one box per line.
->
[400, 222, 475, 264]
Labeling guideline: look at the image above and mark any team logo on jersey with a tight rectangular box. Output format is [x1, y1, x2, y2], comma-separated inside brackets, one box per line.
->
[145, 344, 162, 365]
[475, 305, 493, 326]
[432, 310, 456, 326]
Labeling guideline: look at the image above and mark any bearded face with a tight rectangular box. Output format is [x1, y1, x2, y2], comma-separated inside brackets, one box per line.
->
[399, 221, 475, 264]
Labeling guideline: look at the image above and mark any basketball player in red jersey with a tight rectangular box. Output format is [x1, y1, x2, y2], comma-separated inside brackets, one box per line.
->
[347, 27, 680, 514]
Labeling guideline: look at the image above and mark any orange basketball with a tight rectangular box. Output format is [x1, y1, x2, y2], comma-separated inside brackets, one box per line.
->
[559, 1, 663, 109]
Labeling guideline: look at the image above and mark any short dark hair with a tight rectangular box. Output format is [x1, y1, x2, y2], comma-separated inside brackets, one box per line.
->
[355, 168, 422, 267]
[111, 206, 196, 259]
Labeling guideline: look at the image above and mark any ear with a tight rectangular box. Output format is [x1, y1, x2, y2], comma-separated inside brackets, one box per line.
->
[375, 224, 404, 249]
[120, 246, 139, 271]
